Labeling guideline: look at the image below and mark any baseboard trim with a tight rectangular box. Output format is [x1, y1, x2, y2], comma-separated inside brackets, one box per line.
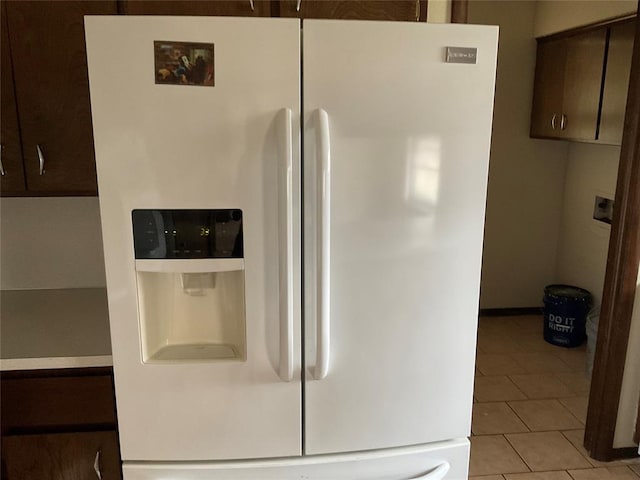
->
[479, 307, 543, 317]
[609, 446, 640, 460]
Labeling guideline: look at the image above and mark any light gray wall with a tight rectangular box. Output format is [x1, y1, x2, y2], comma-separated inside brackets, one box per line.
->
[555, 143, 620, 306]
[469, 0, 569, 309]
[1, 197, 106, 290]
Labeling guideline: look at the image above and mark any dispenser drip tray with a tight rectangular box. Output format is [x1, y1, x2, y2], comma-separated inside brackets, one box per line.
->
[150, 343, 239, 362]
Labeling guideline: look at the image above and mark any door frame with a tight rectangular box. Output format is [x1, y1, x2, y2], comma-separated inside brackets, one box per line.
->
[584, 10, 640, 461]
[451, 0, 467, 23]
[456, 0, 640, 461]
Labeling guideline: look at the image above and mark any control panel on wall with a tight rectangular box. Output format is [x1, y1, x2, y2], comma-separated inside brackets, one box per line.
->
[593, 196, 614, 225]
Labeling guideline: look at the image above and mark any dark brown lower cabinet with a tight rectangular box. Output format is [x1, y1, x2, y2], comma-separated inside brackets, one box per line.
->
[0, 368, 121, 480]
[2, 431, 122, 480]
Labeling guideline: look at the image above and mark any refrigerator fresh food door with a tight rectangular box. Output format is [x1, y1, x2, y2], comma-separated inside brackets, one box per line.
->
[303, 21, 498, 455]
[123, 439, 469, 479]
[86, 17, 301, 461]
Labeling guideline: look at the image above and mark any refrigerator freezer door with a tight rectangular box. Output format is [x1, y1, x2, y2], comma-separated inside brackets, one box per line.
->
[303, 21, 498, 454]
[123, 439, 469, 479]
[86, 17, 301, 461]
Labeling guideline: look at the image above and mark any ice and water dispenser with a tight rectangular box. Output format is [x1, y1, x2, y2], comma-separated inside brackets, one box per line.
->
[132, 209, 246, 363]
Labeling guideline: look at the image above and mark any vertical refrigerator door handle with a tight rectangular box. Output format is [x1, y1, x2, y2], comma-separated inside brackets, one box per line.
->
[278, 108, 294, 382]
[410, 462, 450, 479]
[314, 108, 331, 380]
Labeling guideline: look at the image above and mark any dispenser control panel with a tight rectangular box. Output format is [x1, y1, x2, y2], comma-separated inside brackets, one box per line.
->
[132, 209, 243, 259]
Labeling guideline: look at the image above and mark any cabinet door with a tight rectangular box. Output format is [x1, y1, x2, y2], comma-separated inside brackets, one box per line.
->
[121, 0, 271, 16]
[561, 28, 606, 140]
[530, 37, 566, 138]
[2, 431, 121, 480]
[279, 0, 424, 21]
[1, 373, 117, 434]
[0, 1, 25, 194]
[5, 1, 117, 195]
[599, 21, 635, 145]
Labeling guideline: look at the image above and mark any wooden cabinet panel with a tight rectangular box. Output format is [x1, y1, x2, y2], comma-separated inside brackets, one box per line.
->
[530, 38, 567, 138]
[2, 431, 122, 480]
[121, 0, 272, 16]
[1, 372, 117, 434]
[5, 1, 117, 195]
[530, 21, 637, 144]
[530, 28, 606, 141]
[278, 0, 424, 21]
[599, 21, 635, 144]
[0, 1, 26, 194]
[561, 28, 607, 140]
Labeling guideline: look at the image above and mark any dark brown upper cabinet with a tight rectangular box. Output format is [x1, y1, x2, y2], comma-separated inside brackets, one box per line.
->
[531, 28, 607, 141]
[277, 0, 426, 21]
[530, 18, 636, 145]
[3, 1, 117, 196]
[120, 0, 272, 16]
[0, 1, 25, 195]
[599, 20, 636, 145]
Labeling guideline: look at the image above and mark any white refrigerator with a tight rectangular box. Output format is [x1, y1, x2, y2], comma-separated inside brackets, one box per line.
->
[86, 16, 497, 480]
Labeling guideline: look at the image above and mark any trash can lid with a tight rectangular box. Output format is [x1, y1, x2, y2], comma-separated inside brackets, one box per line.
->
[544, 284, 591, 300]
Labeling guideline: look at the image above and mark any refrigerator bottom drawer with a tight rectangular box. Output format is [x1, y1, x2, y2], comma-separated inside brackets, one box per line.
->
[123, 438, 469, 480]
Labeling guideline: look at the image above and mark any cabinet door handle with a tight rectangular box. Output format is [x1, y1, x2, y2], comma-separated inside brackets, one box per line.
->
[296, 0, 302, 11]
[415, 0, 420, 21]
[560, 114, 567, 131]
[93, 450, 102, 479]
[551, 113, 557, 130]
[249, 0, 254, 11]
[36, 144, 46, 175]
[0, 144, 5, 176]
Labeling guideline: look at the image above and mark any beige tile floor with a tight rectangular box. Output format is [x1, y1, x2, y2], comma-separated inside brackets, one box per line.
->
[470, 315, 640, 480]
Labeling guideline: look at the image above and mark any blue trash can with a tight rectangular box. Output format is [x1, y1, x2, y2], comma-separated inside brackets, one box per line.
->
[543, 284, 592, 348]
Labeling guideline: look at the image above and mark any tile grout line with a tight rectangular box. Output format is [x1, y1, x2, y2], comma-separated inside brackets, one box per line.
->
[471, 401, 531, 437]
[502, 432, 534, 473]
[506, 372, 579, 401]
[473, 373, 528, 403]
[474, 316, 604, 476]
[559, 430, 600, 469]
[553, 396, 588, 427]
[553, 370, 592, 398]
[504, 400, 532, 433]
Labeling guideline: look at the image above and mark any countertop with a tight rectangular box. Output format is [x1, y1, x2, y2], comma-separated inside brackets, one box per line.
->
[0, 288, 113, 371]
